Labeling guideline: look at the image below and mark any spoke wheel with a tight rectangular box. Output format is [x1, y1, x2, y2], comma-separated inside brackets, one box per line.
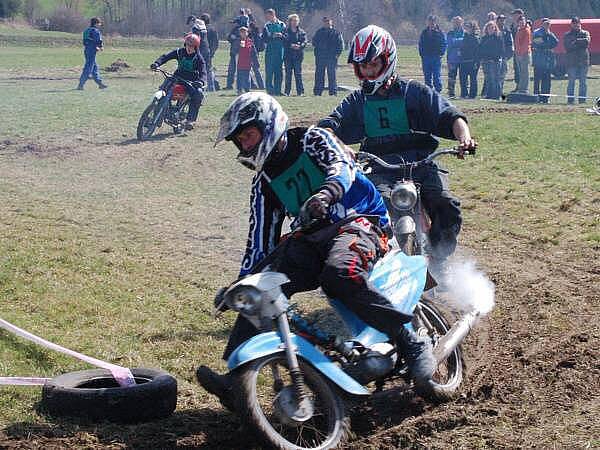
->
[233, 353, 348, 450]
[136, 100, 162, 140]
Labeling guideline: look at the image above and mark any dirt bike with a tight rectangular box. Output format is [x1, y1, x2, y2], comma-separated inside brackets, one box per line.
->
[357, 147, 475, 257]
[136, 68, 196, 140]
[214, 218, 481, 449]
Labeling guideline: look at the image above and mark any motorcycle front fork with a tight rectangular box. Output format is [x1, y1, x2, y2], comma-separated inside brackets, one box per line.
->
[276, 314, 310, 402]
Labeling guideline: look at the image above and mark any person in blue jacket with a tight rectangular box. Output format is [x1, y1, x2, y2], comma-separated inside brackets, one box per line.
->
[196, 92, 437, 409]
[319, 25, 477, 273]
[77, 17, 108, 90]
[532, 18, 558, 104]
[150, 33, 207, 130]
[446, 16, 465, 98]
[262, 8, 286, 96]
[419, 15, 447, 92]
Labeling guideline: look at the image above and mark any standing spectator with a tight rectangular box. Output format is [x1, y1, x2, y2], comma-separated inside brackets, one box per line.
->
[262, 8, 286, 96]
[459, 20, 480, 99]
[312, 17, 344, 96]
[532, 18, 558, 104]
[479, 20, 504, 99]
[189, 17, 211, 83]
[226, 23, 241, 90]
[510, 8, 524, 88]
[514, 15, 531, 93]
[564, 17, 591, 104]
[283, 14, 307, 96]
[418, 14, 447, 93]
[200, 13, 219, 91]
[497, 14, 514, 96]
[248, 20, 265, 90]
[77, 17, 107, 90]
[233, 8, 249, 28]
[446, 16, 465, 98]
[236, 27, 256, 94]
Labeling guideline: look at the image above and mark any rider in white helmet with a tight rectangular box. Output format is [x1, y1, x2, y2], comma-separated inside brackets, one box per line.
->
[197, 92, 436, 409]
[319, 25, 477, 271]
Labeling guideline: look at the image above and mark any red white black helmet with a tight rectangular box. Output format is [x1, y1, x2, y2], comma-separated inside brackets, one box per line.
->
[348, 25, 397, 95]
[184, 33, 200, 50]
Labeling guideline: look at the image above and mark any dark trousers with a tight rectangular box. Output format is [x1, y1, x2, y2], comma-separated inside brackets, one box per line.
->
[314, 56, 338, 95]
[459, 61, 479, 98]
[533, 67, 552, 103]
[567, 65, 588, 104]
[78, 50, 102, 87]
[369, 162, 462, 261]
[223, 218, 411, 360]
[285, 57, 304, 95]
[265, 53, 283, 95]
[482, 59, 501, 99]
[421, 56, 442, 92]
[226, 52, 237, 89]
[237, 68, 251, 93]
[250, 52, 265, 89]
[447, 62, 462, 97]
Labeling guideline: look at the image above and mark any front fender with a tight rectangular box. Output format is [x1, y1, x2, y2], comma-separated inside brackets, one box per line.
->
[227, 332, 369, 397]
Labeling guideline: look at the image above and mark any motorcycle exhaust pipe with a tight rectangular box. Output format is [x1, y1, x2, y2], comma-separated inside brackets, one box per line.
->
[433, 311, 479, 364]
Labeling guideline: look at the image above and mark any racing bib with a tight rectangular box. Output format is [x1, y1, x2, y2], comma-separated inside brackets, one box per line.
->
[269, 152, 326, 216]
[363, 97, 410, 138]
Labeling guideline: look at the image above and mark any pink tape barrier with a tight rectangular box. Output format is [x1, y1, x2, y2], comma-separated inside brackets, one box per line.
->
[0, 318, 136, 388]
[0, 377, 52, 386]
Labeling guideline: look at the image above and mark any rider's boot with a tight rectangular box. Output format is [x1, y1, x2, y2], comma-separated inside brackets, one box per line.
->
[98, 82, 108, 89]
[396, 326, 437, 392]
[184, 120, 195, 131]
[196, 365, 235, 412]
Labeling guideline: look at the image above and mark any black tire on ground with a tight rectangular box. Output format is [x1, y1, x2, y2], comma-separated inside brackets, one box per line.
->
[41, 367, 177, 423]
[233, 353, 349, 450]
[414, 300, 464, 402]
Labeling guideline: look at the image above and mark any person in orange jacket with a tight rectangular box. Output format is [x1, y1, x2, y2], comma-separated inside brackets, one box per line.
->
[514, 15, 531, 93]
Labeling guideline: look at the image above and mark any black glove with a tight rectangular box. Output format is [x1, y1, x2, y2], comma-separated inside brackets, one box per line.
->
[213, 287, 229, 312]
[150, 63, 159, 70]
[298, 191, 332, 228]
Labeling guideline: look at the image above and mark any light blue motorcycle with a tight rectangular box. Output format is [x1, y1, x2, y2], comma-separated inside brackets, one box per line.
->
[216, 242, 475, 449]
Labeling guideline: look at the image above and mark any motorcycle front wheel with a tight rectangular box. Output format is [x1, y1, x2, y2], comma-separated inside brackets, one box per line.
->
[413, 299, 464, 401]
[232, 353, 349, 450]
[137, 99, 162, 140]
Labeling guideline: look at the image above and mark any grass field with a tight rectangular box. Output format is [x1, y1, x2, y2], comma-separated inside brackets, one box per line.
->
[1, 25, 599, 449]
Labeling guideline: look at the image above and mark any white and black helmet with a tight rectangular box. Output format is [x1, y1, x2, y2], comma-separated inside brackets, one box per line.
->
[215, 92, 289, 171]
[348, 25, 397, 95]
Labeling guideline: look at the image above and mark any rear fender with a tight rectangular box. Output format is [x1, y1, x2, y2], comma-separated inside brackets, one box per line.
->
[153, 90, 166, 101]
[227, 331, 369, 397]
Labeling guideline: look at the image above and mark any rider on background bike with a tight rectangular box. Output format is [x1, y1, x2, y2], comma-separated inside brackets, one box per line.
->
[150, 33, 206, 130]
[318, 25, 477, 275]
[196, 92, 437, 409]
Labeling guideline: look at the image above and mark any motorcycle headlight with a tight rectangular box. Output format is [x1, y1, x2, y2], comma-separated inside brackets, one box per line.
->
[226, 286, 262, 316]
[390, 182, 418, 210]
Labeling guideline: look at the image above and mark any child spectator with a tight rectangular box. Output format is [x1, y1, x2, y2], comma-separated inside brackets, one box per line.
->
[236, 27, 257, 94]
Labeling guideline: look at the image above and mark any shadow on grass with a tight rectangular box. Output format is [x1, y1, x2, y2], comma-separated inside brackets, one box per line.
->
[0, 330, 56, 371]
[118, 131, 187, 146]
[3, 407, 252, 449]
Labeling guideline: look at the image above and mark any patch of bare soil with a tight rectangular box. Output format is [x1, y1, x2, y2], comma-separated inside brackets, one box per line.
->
[1, 139, 80, 159]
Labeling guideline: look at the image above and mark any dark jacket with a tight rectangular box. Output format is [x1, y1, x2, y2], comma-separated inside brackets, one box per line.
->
[564, 29, 591, 67]
[500, 28, 514, 59]
[82, 26, 102, 52]
[312, 26, 344, 59]
[418, 27, 447, 58]
[532, 27, 558, 71]
[227, 25, 241, 55]
[446, 28, 464, 64]
[461, 32, 480, 63]
[478, 34, 504, 61]
[154, 48, 207, 84]
[249, 23, 264, 52]
[284, 27, 307, 61]
[207, 26, 219, 58]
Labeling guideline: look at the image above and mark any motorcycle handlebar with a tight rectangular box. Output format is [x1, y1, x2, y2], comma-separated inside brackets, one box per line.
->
[357, 147, 475, 170]
[151, 67, 204, 89]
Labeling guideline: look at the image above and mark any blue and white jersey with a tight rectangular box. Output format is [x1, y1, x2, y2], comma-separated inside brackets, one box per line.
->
[239, 126, 389, 276]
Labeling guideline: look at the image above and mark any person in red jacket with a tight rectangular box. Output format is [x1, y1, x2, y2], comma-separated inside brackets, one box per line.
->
[236, 27, 257, 94]
[514, 15, 531, 93]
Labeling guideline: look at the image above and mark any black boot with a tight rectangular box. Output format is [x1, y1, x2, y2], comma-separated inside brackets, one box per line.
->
[196, 365, 235, 412]
[396, 326, 436, 389]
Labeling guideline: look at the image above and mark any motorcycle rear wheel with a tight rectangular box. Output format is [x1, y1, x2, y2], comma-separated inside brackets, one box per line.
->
[232, 353, 349, 450]
[413, 299, 464, 401]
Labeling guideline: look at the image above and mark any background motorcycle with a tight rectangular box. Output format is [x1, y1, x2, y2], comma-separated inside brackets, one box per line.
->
[357, 148, 475, 257]
[214, 227, 473, 450]
[136, 68, 194, 140]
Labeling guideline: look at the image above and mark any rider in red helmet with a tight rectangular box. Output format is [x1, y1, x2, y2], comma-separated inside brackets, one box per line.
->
[150, 33, 207, 130]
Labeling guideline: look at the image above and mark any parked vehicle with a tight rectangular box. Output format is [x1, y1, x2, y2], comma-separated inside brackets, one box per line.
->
[137, 68, 192, 140]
